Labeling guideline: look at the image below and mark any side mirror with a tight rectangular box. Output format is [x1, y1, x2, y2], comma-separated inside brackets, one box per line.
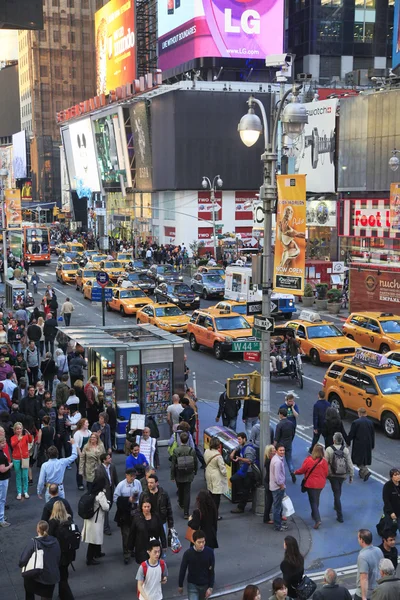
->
[365, 386, 377, 395]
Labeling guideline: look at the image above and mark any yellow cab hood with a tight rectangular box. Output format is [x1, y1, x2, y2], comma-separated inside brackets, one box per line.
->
[313, 336, 360, 351]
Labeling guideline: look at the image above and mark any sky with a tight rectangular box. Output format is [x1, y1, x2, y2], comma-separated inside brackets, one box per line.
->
[0, 31, 19, 62]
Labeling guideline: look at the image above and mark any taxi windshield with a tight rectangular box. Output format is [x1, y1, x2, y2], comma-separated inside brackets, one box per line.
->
[117, 254, 131, 260]
[83, 270, 97, 277]
[63, 252, 78, 260]
[70, 244, 83, 251]
[104, 261, 122, 269]
[91, 256, 106, 262]
[215, 316, 251, 331]
[155, 306, 183, 317]
[376, 373, 400, 395]
[230, 305, 246, 315]
[381, 320, 400, 334]
[208, 268, 225, 276]
[307, 324, 343, 339]
[62, 263, 78, 271]
[203, 275, 223, 283]
[120, 290, 146, 299]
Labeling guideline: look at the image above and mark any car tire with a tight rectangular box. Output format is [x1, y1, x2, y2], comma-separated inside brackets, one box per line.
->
[329, 393, 345, 418]
[106, 302, 111, 312]
[190, 334, 199, 351]
[202, 289, 208, 300]
[214, 342, 223, 360]
[380, 344, 390, 354]
[381, 412, 400, 439]
[310, 349, 320, 366]
[120, 306, 126, 316]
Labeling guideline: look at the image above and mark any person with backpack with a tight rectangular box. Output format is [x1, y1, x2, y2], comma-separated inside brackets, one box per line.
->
[324, 432, 354, 523]
[230, 432, 260, 515]
[294, 444, 329, 530]
[48, 500, 79, 600]
[136, 539, 168, 600]
[80, 475, 110, 566]
[171, 431, 198, 519]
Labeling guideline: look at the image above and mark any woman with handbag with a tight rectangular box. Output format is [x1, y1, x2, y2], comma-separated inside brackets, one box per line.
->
[48, 501, 76, 599]
[294, 445, 328, 530]
[129, 495, 166, 564]
[186, 489, 218, 549]
[11, 421, 33, 500]
[204, 436, 228, 518]
[264, 445, 276, 525]
[280, 536, 304, 599]
[81, 476, 110, 566]
[79, 433, 105, 493]
[19, 519, 61, 600]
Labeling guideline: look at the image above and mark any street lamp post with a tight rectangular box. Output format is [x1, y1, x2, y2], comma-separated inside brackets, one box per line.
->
[0, 168, 8, 280]
[201, 175, 223, 260]
[237, 87, 308, 492]
[389, 149, 400, 172]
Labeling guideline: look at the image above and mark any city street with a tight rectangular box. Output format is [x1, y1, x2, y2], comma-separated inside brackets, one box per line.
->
[0, 259, 396, 599]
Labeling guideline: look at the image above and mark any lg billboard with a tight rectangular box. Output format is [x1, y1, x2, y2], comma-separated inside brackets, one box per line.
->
[157, 0, 284, 72]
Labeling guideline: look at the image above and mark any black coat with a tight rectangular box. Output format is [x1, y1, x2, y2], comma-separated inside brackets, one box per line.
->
[188, 507, 218, 549]
[322, 418, 348, 448]
[313, 584, 352, 600]
[94, 463, 118, 504]
[43, 319, 58, 341]
[19, 535, 61, 585]
[348, 416, 375, 466]
[383, 480, 400, 518]
[280, 559, 304, 599]
[129, 511, 166, 564]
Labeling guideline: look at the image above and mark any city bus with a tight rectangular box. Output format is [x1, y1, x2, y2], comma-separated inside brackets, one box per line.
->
[23, 226, 51, 265]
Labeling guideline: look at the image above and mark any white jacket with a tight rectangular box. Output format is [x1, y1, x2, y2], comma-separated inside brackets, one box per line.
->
[204, 449, 228, 495]
[81, 491, 110, 546]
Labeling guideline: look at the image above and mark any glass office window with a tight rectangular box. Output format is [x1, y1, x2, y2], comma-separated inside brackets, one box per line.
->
[318, 21, 342, 40]
[354, 22, 374, 42]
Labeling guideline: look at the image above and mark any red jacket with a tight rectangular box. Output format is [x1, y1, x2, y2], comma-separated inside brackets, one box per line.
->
[295, 456, 329, 489]
[11, 433, 33, 460]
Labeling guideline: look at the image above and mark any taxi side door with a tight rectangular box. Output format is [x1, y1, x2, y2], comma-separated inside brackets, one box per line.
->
[338, 367, 363, 411]
[193, 313, 209, 347]
[296, 324, 311, 356]
[138, 305, 154, 324]
[204, 315, 216, 349]
[347, 314, 370, 347]
[357, 372, 380, 417]
[83, 281, 92, 299]
[76, 269, 83, 290]
[109, 289, 120, 311]
[364, 318, 382, 351]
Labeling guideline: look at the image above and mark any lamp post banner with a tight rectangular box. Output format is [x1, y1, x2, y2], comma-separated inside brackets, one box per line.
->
[389, 182, 400, 233]
[273, 174, 306, 295]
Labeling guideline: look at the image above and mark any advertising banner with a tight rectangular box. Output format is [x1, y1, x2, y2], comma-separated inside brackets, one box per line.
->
[235, 192, 256, 220]
[296, 99, 337, 194]
[198, 191, 222, 221]
[129, 102, 153, 191]
[198, 226, 214, 245]
[393, 0, 400, 71]
[92, 107, 132, 190]
[164, 225, 176, 240]
[306, 199, 336, 227]
[273, 175, 306, 294]
[349, 266, 400, 312]
[5, 188, 22, 229]
[157, 0, 284, 73]
[21, 180, 32, 201]
[339, 198, 400, 240]
[390, 183, 400, 233]
[12, 131, 27, 179]
[95, 0, 136, 95]
[69, 118, 101, 195]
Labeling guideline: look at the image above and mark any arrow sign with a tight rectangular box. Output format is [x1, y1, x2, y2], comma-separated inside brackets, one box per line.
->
[270, 301, 278, 314]
[254, 316, 275, 332]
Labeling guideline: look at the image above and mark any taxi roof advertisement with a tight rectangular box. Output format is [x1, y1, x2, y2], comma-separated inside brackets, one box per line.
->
[157, 0, 284, 73]
[95, 0, 136, 96]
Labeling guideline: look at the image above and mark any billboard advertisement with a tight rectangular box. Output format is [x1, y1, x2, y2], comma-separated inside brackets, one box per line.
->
[339, 198, 400, 240]
[235, 191, 256, 220]
[68, 118, 101, 196]
[198, 191, 222, 221]
[92, 107, 132, 191]
[273, 175, 306, 294]
[129, 102, 153, 191]
[390, 182, 400, 233]
[393, 0, 400, 71]
[95, 0, 136, 95]
[295, 99, 337, 194]
[5, 189, 22, 229]
[306, 199, 336, 228]
[157, 0, 284, 73]
[349, 267, 400, 313]
[12, 130, 27, 179]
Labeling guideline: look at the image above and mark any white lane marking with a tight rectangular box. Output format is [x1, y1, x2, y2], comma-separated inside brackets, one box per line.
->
[53, 286, 86, 308]
[303, 374, 324, 385]
[213, 381, 224, 387]
[310, 565, 358, 578]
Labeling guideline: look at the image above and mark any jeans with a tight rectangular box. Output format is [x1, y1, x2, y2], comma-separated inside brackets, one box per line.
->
[45, 484, 64, 503]
[121, 522, 131, 558]
[222, 416, 237, 431]
[329, 477, 344, 520]
[307, 488, 322, 523]
[187, 583, 209, 600]
[45, 339, 55, 356]
[230, 471, 255, 511]
[263, 487, 273, 523]
[59, 565, 74, 600]
[272, 488, 285, 529]
[0, 479, 9, 521]
[64, 313, 71, 326]
[13, 459, 29, 495]
[103, 510, 111, 534]
[56, 434, 71, 459]
[244, 417, 259, 440]
[177, 481, 191, 516]
[27, 366, 39, 385]
[285, 447, 294, 474]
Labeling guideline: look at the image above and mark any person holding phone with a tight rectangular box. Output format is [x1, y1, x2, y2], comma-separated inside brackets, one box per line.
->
[10, 421, 33, 500]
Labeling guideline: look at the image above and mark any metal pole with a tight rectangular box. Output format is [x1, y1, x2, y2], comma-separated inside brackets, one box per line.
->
[102, 287, 106, 326]
[211, 187, 217, 260]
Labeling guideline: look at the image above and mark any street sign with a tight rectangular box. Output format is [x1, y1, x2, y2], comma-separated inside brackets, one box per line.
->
[252, 328, 261, 340]
[244, 351, 261, 362]
[96, 271, 109, 288]
[227, 377, 249, 399]
[232, 340, 261, 352]
[254, 316, 275, 332]
[247, 301, 262, 316]
[271, 300, 278, 314]
[92, 287, 113, 301]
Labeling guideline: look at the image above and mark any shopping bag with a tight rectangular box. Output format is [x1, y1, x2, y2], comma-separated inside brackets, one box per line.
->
[21, 539, 44, 578]
[58, 316, 63, 322]
[282, 495, 295, 517]
[170, 528, 182, 553]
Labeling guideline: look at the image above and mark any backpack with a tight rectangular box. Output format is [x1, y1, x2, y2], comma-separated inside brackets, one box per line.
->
[331, 444, 347, 476]
[177, 454, 195, 474]
[58, 520, 81, 562]
[137, 559, 166, 598]
[77, 492, 99, 520]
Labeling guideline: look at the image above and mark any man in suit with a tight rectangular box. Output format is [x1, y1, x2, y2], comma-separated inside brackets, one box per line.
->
[348, 407, 375, 482]
[95, 452, 118, 535]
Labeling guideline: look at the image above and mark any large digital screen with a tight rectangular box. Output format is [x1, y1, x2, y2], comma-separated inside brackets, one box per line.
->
[0, 0, 43, 30]
[95, 0, 136, 95]
[12, 131, 27, 179]
[393, 0, 400, 71]
[129, 102, 153, 191]
[157, 0, 284, 72]
[68, 119, 101, 195]
[92, 107, 132, 191]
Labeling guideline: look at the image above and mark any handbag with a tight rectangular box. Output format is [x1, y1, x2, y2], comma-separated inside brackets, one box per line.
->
[301, 458, 322, 493]
[21, 538, 44, 578]
[21, 457, 30, 469]
[296, 575, 317, 600]
[282, 495, 295, 517]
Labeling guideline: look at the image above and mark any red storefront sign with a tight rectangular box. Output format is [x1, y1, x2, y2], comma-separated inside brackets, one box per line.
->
[198, 191, 222, 221]
[339, 198, 400, 240]
[164, 226, 176, 239]
[198, 227, 214, 246]
[235, 192, 256, 220]
[235, 226, 253, 240]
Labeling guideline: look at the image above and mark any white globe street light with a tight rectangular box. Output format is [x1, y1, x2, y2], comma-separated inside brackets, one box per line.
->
[389, 153, 400, 172]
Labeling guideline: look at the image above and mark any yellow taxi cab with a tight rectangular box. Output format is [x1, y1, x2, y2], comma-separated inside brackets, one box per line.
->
[87, 255, 108, 265]
[82, 279, 114, 300]
[75, 268, 99, 292]
[209, 300, 254, 325]
[197, 265, 226, 280]
[66, 242, 85, 255]
[106, 287, 153, 316]
[55, 262, 79, 284]
[322, 348, 400, 438]
[187, 308, 253, 360]
[285, 310, 362, 365]
[342, 312, 400, 354]
[99, 260, 126, 282]
[116, 253, 133, 268]
[55, 243, 68, 256]
[136, 302, 190, 334]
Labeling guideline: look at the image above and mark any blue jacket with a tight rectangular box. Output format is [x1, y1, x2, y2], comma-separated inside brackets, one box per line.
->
[313, 399, 330, 431]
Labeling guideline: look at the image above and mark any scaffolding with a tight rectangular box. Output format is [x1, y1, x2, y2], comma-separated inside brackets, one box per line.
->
[136, 0, 157, 78]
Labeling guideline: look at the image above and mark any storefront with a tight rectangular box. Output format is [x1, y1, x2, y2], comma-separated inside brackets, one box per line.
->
[57, 325, 187, 442]
[349, 264, 400, 312]
[304, 197, 338, 284]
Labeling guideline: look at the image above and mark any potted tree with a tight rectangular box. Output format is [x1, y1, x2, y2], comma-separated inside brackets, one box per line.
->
[302, 283, 315, 307]
[315, 283, 328, 311]
[327, 288, 343, 314]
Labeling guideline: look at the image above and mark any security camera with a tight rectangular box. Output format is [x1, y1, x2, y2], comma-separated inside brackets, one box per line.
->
[265, 54, 292, 68]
